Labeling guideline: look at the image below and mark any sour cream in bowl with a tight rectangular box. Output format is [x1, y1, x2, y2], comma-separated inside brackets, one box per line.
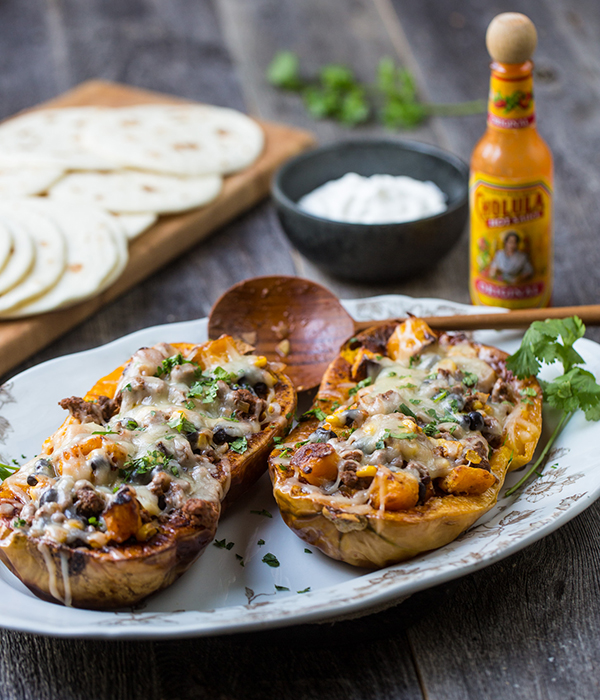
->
[272, 139, 468, 283]
[298, 173, 448, 225]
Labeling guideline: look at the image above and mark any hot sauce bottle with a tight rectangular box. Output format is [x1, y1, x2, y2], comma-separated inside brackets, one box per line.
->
[470, 13, 553, 308]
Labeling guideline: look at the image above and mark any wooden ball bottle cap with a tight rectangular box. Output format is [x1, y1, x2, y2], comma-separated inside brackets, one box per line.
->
[486, 13, 537, 64]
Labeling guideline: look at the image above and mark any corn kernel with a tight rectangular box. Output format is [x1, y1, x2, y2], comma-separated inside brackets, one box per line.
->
[472, 400, 483, 410]
[326, 414, 345, 428]
[254, 356, 267, 368]
[356, 465, 377, 478]
[66, 519, 84, 530]
[136, 522, 158, 542]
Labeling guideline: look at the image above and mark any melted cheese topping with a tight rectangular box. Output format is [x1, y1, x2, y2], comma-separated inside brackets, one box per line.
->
[276, 338, 521, 508]
[5, 341, 280, 547]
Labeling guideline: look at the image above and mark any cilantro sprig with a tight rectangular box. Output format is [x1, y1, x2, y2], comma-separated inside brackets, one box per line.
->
[505, 317, 600, 496]
[267, 52, 484, 129]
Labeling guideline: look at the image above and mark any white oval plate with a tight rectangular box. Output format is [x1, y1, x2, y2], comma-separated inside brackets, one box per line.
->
[0, 295, 598, 639]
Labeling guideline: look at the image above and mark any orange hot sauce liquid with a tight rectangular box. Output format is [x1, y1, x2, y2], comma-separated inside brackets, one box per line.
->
[470, 60, 553, 308]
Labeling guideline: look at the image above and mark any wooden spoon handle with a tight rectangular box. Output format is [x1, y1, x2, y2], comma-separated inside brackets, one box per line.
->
[353, 304, 600, 332]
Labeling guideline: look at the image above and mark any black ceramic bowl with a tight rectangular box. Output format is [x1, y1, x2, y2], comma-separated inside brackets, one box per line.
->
[272, 139, 469, 283]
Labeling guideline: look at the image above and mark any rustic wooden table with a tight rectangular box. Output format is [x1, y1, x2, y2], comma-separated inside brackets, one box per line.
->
[1, 1, 599, 698]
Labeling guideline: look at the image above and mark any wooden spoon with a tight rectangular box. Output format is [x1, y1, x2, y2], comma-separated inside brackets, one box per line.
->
[208, 275, 600, 391]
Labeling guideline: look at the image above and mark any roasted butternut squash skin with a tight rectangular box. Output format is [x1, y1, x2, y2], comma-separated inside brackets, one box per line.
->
[0, 337, 296, 609]
[269, 320, 542, 568]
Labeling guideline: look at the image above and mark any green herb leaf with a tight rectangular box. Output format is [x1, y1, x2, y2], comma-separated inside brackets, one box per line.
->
[0, 463, 19, 481]
[297, 587, 311, 594]
[267, 51, 303, 90]
[348, 377, 374, 396]
[301, 407, 327, 421]
[213, 538, 235, 550]
[462, 372, 479, 387]
[275, 585, 290, 592]
[168, 413, 197, 435]
[262, 552, 280, 567]
[398, 403, 417, 420]
[251, 509, 272, 518]
[229, 436, 248, 454]
[304, 548, 313, 554]
[257, 539, 265, 546]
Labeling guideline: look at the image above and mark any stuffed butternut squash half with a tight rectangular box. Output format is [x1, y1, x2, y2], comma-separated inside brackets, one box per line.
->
[269, 318, 542, 568]
[0, 336, 295, 609]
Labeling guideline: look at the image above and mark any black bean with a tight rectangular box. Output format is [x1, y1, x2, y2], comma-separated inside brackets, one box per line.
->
[309, 427, 337, 443]
[39, 488, 58, 505]
[417, 481, 427, 505]
[34, 459, 53, 475]
[212, 427, 233, 445]
[26, 475, 38, 487]
[90, 455, 110, 471]
[468, 411, 485, 432]
[253, 382, 268, 399]
[344, 409, 365, 427]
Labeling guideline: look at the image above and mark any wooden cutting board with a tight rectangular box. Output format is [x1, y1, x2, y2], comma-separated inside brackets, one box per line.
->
[0, 80, 316, 378]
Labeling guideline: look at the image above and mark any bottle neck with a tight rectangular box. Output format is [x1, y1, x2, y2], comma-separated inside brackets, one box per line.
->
[487, 60, 536, 131]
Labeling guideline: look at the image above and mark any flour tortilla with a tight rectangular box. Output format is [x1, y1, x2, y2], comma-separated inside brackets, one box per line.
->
[0, 166, 64, 196]
[0, 218, 35, 295]
[111, 213, 157, 240]
[0, 201, 127, 318]
[0, 107, 115, 170]
[49, 169, 223, 214]
[0, 221, 13, 275]
[0, 203, 66, 312]
[81, 104, 264, 176]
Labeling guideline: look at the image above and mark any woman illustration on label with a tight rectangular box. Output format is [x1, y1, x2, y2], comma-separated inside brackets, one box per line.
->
[489, 230, 533, 284]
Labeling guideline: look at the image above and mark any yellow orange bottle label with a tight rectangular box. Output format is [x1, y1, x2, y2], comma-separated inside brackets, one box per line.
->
[488, 71, 534, 129]
[469, 173, 552, 308]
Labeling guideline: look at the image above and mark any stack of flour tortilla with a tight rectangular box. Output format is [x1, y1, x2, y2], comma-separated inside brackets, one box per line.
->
[0, 104, 264, 318]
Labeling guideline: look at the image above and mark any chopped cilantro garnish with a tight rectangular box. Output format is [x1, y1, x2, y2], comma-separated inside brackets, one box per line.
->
[12, 518, 26, 528]
[257, 539, 265, 545]
[295, 440, 309, 448]
[120, 450, 174, 482]
[213, 538, 235, 550]
[304, 548, 313, 554]
[251, 509, 272, 518]
[168, 413, 197, 435]
[423, 422, 439, 437]
[262, 553, 280, 567]
[399, 403, 417, 420]
[426, 408, 439, 421]
[229, 436, 248, 454]
[520, 387, 537, 397]
[124, 383, 132, 392]
[388, 371, 397, 377]
[348, 377, 373, 396]
[462, 372, 478, 387]
[235, 554, 245, 567]
[301, 407, 327, 421]
[91, 429, 117, 435]
[278, 447, 293, 457]
[331, 401, 340, 410]
[433, 390, 448, 403]
[273, 437, 283, 444]
[155, 353, 194, 378]
[402, 383, 417, 389]
[409, 399, 421, 405]
[124, 419, 139, 431]
[390, 432, 418, 440]
[297, 587, 311, 594]
[275, 585, 289, 591]
[88, 516, 98, 526]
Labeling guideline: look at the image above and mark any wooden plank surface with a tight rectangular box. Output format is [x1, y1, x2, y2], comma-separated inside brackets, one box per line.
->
[0, 79, 315, 378]
[1, 0, 600, 699]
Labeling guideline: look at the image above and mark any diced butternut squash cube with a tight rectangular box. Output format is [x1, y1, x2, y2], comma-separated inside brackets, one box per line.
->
[368, 467, 420, 511]
[439, 465, 496, 495]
